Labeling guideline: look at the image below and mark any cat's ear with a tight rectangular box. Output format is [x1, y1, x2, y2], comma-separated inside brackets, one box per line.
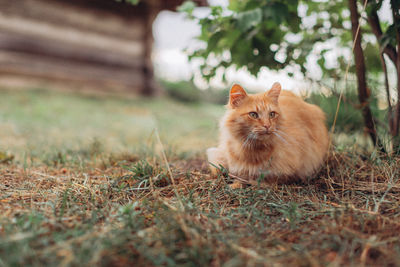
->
[266, 82, 281, 103]
[229, 84, 247, 108]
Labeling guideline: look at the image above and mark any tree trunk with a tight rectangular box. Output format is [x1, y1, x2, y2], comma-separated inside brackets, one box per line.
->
[391, 0, 400, 151]
[348, 0, 380, 147]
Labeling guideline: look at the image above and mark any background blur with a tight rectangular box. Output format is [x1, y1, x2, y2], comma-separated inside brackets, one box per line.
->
[0, 0, 219, 163]
[0, 0, 398, 162]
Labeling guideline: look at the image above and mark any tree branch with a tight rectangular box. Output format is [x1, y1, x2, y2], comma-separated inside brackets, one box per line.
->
[379, 52, 394, 135]
[391, 0, 400, 142]
[367, 7, 398, 66]
[349, 0, 382, 148]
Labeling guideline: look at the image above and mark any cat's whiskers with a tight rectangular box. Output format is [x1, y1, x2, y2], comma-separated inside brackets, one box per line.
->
[242, 135, 251, 148]
[274, 129, 289, 136]
[272, 131, 290, 145]
[272, 130, 308, 153]
[277, 126, 303, 131]
[242, 132, 258, 149]
[249, 133, 258, 149]
[241, 135, 250, 148]
[275, 129, 298, 142]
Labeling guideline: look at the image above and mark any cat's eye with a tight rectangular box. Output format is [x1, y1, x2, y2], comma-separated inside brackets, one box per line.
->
[269, 111, 276, 118]
[249, 112, 259, 119]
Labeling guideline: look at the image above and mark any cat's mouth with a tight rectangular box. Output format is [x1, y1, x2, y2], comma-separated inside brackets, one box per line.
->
[253, 130, 272, 136]
[260, 131, 272, 135]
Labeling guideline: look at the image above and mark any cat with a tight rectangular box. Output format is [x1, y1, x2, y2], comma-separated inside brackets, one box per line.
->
[207, 82, 329, 183]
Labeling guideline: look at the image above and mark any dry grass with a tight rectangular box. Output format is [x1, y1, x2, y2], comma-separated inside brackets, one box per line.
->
[1, 149, 399, 266]
[1, 88, 400, 266]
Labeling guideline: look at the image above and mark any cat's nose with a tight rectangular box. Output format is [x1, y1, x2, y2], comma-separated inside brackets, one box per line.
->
[263, 125, 270, 131]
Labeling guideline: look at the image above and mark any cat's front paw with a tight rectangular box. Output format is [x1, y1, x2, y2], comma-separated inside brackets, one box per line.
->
[206, 147, 226, 175]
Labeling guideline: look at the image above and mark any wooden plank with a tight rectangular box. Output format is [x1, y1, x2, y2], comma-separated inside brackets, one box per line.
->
[0, 51, 144, 89]
[0, 31, 142, 69]
[0, 0, 145, 41]
[0, 14, 144, 57]
[0, 0, 188, 95]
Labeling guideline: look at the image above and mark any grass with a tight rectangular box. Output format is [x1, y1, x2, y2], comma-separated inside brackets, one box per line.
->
[1, 88, 400, 266]
[0, 88, 223, 164]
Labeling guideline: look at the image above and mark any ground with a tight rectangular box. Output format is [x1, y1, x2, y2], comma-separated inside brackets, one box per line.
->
[0, 88, 399, 266]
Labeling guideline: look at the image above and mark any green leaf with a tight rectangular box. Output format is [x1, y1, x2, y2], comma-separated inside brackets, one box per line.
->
[206, 31, 224, 53]
[178, 1, 197, 16]
[364, 43, 382, 73]
[228, 0, 242, 12]
[237, 8, 262, 32]
[211, 5, 223, 16]
[380, 24, 397, 50]
[263, 2, 289, 25]
[219, 29, 241, 47]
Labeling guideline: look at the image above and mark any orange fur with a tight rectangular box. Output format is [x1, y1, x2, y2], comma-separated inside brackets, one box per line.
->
[207, 83, 329, 182]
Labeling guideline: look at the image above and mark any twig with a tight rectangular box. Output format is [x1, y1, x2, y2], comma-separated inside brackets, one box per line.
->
[154, 128, 185, 209]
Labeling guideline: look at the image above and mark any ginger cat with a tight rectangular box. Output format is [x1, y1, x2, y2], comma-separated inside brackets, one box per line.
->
[207, 82, 329, 183]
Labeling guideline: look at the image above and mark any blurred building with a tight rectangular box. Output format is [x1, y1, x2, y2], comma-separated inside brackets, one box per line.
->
[0, 0, 206, 95]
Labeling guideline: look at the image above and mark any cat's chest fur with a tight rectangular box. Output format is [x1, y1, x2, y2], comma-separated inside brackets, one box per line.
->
[225, 137, 276, 177]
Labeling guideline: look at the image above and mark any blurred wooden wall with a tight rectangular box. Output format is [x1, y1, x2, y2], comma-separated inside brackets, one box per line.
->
[0, 0, 206, 95]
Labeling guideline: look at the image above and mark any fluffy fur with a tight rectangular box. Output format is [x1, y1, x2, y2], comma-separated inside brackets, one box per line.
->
[207, 82, 329, 182]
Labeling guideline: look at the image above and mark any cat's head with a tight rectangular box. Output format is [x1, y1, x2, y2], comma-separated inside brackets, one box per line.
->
[225, 83, 282, 145]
